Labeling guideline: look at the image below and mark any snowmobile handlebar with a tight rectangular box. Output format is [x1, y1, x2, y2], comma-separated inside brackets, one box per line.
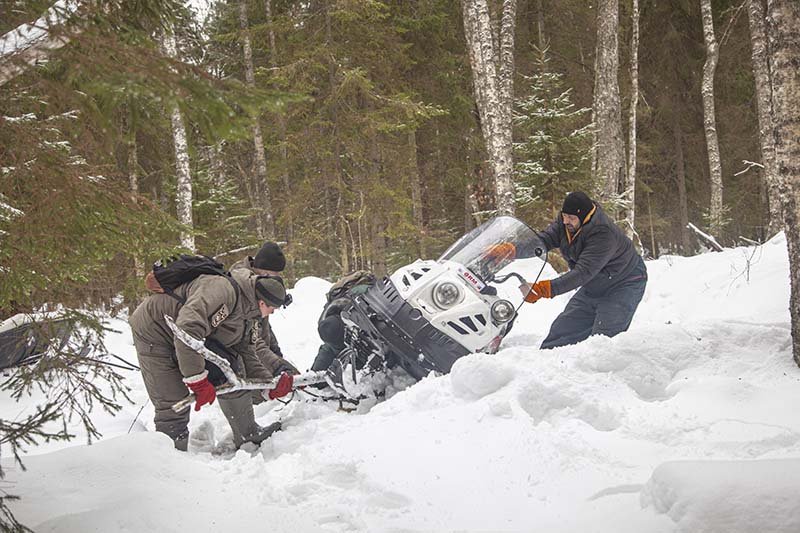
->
[489, 271, 528, 285]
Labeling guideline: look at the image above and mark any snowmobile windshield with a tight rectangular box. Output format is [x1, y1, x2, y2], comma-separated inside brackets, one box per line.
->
[438, 216, 545, 282]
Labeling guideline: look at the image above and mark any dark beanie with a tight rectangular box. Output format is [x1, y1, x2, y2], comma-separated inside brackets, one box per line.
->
[561, 191, 594, 218]
[255, 276, 286, 307]
[253, 241, 286, 272]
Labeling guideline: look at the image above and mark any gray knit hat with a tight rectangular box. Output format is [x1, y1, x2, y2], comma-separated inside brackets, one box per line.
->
[255, 276, 286, 307]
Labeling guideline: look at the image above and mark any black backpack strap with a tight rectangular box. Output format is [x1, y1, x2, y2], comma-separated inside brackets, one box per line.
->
[225, 274, 240, 312]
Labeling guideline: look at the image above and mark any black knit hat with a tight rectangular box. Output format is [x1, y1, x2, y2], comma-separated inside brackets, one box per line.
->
[561, 191, 594, 218]
[255, 276, 286, 307]
[253, 241, 286, 272]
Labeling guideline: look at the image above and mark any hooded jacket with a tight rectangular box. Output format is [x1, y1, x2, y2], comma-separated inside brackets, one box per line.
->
[535, 204, 646, 297]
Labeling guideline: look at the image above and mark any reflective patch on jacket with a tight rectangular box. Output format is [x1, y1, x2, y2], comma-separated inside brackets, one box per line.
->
[210, 304, 229, 328]
[250, 321, 261, 344]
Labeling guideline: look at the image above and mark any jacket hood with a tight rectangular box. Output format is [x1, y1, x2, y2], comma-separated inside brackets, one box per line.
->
[230, 268, 261, 319]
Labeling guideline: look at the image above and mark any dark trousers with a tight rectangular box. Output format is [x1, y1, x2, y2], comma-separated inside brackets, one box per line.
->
[540, 276, 647, 350]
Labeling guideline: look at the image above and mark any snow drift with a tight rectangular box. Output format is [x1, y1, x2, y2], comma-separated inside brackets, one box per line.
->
[3, 234, 800, 532]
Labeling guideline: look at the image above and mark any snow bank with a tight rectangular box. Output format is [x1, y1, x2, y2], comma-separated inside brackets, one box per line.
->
[4, 234, 800, 532]
[5, 432, 319, 533]
[641, 459, 800, 533]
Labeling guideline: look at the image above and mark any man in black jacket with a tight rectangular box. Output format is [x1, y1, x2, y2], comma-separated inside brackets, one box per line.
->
[519, 191, 647, 349]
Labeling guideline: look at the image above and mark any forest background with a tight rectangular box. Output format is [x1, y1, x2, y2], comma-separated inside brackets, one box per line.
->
[0, 0, 796, 328]
[2, 2, 800, 529]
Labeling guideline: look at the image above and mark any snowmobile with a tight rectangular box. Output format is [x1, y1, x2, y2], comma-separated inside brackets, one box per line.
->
[332, 216, 547, 389]
[168, 216, 549, 411]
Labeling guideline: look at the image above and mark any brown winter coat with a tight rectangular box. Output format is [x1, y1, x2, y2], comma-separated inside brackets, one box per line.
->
[230, 256, 284, 359]
[129, 268, 284, 379]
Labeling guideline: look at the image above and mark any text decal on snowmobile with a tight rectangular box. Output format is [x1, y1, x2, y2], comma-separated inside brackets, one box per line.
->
[456, 265, 485, 292]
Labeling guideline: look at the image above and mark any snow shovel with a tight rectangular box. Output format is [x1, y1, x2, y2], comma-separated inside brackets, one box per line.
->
[165, 315, 344, 412]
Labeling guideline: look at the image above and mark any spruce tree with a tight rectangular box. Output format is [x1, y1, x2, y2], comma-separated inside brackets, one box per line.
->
[513, 46, 593, 228]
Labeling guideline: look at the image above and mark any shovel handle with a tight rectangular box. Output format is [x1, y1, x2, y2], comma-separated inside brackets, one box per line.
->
[171, 371, 328, 412]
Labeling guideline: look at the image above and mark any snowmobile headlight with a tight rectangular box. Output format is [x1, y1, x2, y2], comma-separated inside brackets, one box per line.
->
[433, 281, 461, 309]
[490, 299, 515, 323]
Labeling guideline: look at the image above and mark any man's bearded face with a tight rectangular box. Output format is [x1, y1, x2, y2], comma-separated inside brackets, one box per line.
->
[562, 212, 581, 233]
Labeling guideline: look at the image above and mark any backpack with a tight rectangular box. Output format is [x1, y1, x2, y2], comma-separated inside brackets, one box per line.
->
[145, 254, 242, 384]
[318, 270, 377, 327]
[326, 270, 376, 304]
[145, 254, 238, 307]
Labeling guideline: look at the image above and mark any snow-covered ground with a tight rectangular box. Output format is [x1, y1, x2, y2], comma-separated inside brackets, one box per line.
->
[3, 235, 800, 532]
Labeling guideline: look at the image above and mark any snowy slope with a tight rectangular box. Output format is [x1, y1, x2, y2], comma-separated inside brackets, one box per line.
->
[4, 235, 800, 532]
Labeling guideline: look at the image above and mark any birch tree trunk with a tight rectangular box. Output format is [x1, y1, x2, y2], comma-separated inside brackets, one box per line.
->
[700, 0, 725, 235]
[747, 0, 782, 236]
[593, 0, 626, 204]
[0, 0, 84, 87]
[766, 0, 800, 367]
[239, 0, 274, 239]
[264, 0, 293, 249]
[461, 0, 517, 216]
[163, 30, 195, 252]
[623, 0, 640, 239]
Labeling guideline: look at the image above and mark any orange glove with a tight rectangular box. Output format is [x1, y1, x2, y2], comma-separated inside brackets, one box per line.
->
[521, 280, 552, 303]
[485, 242, 517, 262]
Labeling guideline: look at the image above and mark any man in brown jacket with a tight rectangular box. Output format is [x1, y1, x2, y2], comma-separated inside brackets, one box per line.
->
[231, 242, 296, 372]
[129, 269, 293, 451]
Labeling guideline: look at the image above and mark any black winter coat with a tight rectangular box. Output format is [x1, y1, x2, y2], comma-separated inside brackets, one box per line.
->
[528, 204, 646, 297]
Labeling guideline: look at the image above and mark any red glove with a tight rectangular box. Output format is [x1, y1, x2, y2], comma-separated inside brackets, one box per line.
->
[268, 372, 294, 400]
[183, 371, 216, 412]
[521, 280, 553, 303]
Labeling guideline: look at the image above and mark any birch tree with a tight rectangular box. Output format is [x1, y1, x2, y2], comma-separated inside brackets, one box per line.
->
[592, 0, 626, 205]
[700, 0, 724, 235]
[239, 0, 274, 239]
[623, 0, 640, 240]
[461, 0, 517, 216]
[766, 0, 800, 367]
[747, 0, 781, 236]
[163, 29, 195, 252]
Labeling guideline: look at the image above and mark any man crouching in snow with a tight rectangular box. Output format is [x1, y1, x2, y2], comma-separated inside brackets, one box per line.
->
[129, 273, 294, 451]
[517, 191, 647, 349]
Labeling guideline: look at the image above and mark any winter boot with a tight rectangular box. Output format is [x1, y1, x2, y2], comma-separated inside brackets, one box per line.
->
[218, 392, 282, 449]
[173, 429, 189, 452]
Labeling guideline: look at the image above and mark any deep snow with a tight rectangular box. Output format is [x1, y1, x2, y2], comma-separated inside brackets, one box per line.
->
[3, 234, 800, 532]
